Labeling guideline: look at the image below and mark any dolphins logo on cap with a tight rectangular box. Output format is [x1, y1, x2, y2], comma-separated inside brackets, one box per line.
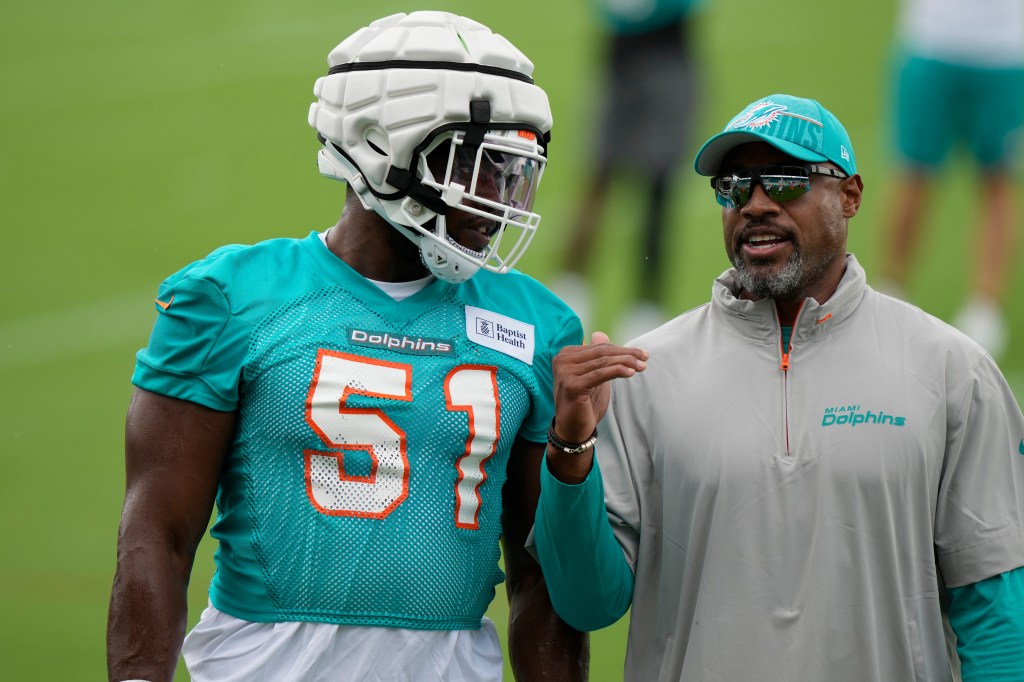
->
[729, 100, 789, 131]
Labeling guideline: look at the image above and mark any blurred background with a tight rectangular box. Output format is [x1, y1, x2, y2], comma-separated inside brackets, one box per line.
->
[2, 0, 1021, 679]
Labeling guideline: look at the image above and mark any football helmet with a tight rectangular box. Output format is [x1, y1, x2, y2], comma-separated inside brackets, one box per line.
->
[308, 11, 553, 283]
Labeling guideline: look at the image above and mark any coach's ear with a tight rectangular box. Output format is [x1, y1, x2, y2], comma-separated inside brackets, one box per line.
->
[841, 173, 863, 219]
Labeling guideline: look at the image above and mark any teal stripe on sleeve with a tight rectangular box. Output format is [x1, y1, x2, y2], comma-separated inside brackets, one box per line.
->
[947, 566, 1024, 681]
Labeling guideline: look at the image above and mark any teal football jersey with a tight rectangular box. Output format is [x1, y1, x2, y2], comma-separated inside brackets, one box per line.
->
[133, 232, 582, 630]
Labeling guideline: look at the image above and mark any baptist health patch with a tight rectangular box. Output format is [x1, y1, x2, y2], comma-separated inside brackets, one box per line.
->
[465, 305, 534, 365]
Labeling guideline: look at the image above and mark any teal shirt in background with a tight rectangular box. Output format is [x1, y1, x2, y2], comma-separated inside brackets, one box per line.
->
[594, 0, 705, 34]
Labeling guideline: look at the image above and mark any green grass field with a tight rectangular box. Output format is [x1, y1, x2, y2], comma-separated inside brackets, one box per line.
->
[2, 1, 1022, 679]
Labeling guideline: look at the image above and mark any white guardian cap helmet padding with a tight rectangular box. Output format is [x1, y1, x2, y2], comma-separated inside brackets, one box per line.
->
[308, 11, 553, 283]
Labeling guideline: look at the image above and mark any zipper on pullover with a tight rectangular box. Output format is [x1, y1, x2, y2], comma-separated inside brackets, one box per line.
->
[777, 303, 805, 456]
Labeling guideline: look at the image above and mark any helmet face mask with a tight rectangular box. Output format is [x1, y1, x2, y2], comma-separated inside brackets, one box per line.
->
[308, 11, 553, 283]
[414, 128, 546, 280]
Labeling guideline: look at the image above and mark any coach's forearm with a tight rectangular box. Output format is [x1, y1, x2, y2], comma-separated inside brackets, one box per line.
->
[534, 454, 633, 632]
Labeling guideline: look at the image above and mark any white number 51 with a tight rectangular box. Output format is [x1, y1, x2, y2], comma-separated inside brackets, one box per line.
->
[304, 350, 500, 529]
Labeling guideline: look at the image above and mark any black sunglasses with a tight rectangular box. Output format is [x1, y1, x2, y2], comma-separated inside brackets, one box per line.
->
[711, 164, 848, 208]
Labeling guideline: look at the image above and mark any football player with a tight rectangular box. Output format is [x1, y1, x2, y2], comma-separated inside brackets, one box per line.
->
[107, 12, 586, 682]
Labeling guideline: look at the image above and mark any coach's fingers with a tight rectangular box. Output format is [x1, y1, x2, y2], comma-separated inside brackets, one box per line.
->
[566, 337, 648, 362]
[554, 349, 646, 404]
[556, 343, 648, 377]
[592, 330, 646, 360]
[559, 359, 646, 392]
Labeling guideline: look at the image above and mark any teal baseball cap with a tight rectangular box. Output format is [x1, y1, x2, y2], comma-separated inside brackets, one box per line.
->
[694, 94, 856, 177]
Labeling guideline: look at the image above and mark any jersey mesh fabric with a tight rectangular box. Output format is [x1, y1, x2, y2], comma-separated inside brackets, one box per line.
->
[132, 232, 581, 629]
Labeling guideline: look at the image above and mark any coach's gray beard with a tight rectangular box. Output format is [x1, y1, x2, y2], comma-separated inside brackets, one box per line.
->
[732, 248, 813, 300]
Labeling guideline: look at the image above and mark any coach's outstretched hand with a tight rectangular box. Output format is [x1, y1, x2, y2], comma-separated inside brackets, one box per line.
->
[547, 332, 648, 483]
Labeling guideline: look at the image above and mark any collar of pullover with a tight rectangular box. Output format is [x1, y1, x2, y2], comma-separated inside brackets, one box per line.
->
[711, 253, 868, 343]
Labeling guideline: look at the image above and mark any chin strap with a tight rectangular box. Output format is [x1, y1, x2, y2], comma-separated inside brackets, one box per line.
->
[384, 166, 448, 214]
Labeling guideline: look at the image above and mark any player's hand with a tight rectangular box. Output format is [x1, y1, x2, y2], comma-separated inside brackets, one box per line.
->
[551, 331, 649, 444]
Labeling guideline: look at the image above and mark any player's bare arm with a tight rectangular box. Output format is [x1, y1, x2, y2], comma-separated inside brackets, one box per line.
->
[107, 389, 234, 682]
[502, 438, 589, 680]
[548, 332, 648, 484]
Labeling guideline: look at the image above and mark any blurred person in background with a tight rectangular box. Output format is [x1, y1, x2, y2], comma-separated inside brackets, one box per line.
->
[552, 0, 705, 342]
[534, 94, 1024, 681]
[879, 0, 1024, 360]
[107, 12, 587, 682]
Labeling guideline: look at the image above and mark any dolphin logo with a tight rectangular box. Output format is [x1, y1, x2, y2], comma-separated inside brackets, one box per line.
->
[729, 100, 789, 131]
